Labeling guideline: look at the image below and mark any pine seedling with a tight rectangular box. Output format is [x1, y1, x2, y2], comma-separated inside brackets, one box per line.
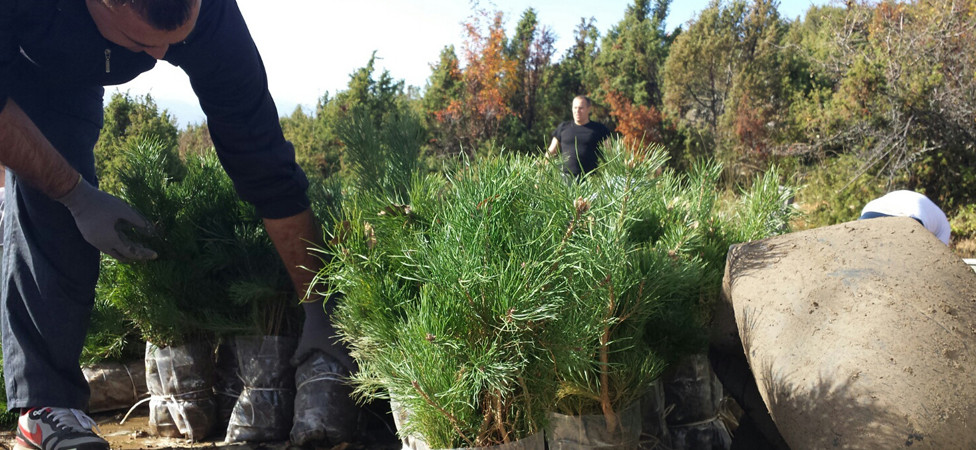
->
[96, 138, 296, 347]
[324, 154, 573, 447]
[82, 292, 142, 363]
[552, 139, 689, 420]
[552, 139, 797, 418]
[318, 136, 797, 447]
[337, 105, 425, 200]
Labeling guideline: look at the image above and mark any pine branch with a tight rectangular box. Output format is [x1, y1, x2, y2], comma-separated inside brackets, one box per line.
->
[412, 380, 475, 448]
[598, 274, 618, 433]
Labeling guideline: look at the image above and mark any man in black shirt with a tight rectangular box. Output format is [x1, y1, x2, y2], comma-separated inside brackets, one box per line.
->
[546, 95, 611, 177]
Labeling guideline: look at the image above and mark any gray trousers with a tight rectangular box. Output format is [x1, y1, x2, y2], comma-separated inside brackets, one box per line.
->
[2, 64, 104, 410]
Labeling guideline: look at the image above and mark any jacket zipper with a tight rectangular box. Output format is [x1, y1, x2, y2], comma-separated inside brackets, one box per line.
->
[104, 49, 111, 73]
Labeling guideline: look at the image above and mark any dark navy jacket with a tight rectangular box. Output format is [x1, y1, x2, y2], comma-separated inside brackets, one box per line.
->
[0, 0, 309, 219]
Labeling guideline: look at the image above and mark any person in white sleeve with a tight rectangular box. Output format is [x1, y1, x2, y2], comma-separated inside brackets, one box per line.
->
[859, 190, 951, 245]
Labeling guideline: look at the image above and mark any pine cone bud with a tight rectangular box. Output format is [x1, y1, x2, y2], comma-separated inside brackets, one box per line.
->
[574, 196, 591, 215]
[364, 222, 377, 250]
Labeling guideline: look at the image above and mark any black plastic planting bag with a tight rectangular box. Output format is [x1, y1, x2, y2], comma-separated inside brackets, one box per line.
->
[662, 354, 730, 450]
[663, 354, 723, 426]
[224, 336, 296, 443]
[669, 419, 732, 450]
[639, 380, 670, 449]
[289, 350, 358, 446]
[145, 341, 216, 441]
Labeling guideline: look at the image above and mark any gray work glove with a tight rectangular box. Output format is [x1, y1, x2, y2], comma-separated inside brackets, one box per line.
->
[56, 177, 157, 262]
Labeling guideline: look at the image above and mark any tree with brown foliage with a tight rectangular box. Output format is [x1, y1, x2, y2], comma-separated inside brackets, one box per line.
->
[436, 8, 518, 156]
[538, 17, 602, 143]
[604, 90, 665, 149]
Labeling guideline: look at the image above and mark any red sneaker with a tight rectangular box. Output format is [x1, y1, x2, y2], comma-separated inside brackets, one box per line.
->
[14, 407, 109, 450]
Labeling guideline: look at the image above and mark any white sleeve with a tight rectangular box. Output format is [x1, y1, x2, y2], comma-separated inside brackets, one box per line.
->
[862, 190, 950, 245]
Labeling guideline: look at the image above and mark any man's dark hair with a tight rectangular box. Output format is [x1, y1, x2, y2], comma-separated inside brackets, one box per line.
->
[108, 0, 195, 31]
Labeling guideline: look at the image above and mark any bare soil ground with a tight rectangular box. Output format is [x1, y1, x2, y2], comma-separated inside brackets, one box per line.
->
[0, 406, 401, 450]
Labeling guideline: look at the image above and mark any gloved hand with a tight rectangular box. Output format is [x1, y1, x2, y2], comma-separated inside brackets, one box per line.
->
[56, 176, 157, 262]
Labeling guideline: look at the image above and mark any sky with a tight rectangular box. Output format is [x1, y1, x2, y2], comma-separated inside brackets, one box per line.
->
[107, 0, 830, 127]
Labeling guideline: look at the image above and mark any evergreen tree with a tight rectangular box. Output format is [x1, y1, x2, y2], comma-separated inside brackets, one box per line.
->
[777, 4, 849, 150]
[540, 18, 602, 131]
[663, 0, 741, 136]
[662, 0, 790, 177]
[95, 92, 181, 194]
[502, 8, 556, 152]
[423, 46, 464, 118]
[594, 0, 673, 108]
[325, 53, 426, 196]
[313, 53, 423, 181]
[718, 0, 789, 166]
[343, 52, 407, 121]
[422, 45, 465, 158]
[177, 121, 213, 159]
[280, 105, 342, 180]
[785, 0, 976, 225]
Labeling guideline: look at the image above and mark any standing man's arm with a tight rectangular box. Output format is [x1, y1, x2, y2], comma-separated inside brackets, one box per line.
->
[546, 137, 560, 158]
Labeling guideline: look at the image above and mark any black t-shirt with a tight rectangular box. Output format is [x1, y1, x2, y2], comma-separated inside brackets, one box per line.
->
[552, 120, 611, 176]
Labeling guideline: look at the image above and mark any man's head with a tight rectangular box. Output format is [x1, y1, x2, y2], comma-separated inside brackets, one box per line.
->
[572, 95, 591, 126]
[86, 0, 201, 59]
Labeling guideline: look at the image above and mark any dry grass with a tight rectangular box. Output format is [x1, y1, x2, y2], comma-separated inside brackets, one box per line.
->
[951, 237, 976, 259]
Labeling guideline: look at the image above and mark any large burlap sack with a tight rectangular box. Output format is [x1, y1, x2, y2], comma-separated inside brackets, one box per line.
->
[718, 217, 976, 449]
[83, 360, 147, 413]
